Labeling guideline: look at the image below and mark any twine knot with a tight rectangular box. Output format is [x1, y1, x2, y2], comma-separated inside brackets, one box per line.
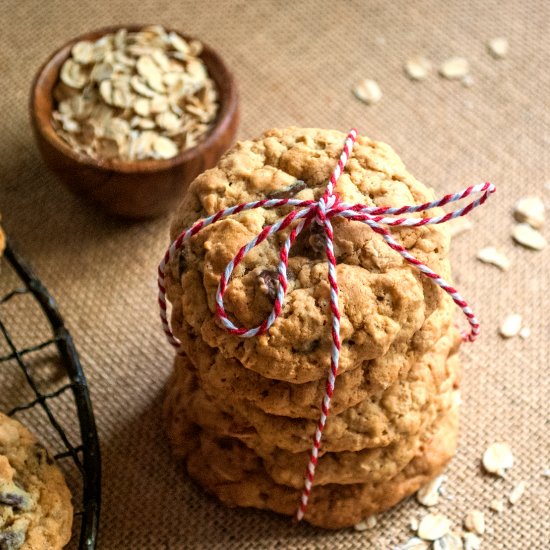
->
[158, 129, 495, 521]
[315, 192, 340, 224]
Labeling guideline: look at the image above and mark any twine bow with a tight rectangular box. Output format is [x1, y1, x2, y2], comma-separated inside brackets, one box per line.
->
[158, 129, 495, 520]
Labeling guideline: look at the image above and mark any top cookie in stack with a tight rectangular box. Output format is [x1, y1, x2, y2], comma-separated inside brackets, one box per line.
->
[163, 127, 461, 528]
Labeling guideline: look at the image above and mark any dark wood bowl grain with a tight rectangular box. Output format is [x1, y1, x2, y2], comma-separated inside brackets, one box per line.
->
[30, 26, 239, 219]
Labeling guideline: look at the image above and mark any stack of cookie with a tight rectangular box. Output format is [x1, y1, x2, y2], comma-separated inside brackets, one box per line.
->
[163, 127, 462, 528]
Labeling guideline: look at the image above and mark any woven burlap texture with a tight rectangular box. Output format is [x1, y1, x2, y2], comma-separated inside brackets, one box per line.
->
[1, 0, 548, 548]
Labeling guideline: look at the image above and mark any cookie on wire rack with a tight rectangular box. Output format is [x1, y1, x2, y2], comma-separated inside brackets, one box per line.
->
[0, 412, 73, 550]
[0, 239, 101, 549]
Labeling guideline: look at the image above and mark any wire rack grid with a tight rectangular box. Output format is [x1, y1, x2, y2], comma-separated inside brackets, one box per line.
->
[0, 239, 101, 550]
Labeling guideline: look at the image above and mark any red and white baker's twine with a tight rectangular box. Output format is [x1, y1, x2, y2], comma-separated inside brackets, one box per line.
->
[158, 129, 495, 520]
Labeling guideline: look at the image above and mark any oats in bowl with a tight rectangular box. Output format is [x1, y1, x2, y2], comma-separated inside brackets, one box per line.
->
[30, 24, 238, 218]
[52, 25, 219, 161]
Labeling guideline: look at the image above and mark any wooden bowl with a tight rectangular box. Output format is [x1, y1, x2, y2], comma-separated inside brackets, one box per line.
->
[30, 26, 239, 219]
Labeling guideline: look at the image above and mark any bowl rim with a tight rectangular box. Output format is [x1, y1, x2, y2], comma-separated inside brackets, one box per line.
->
[30, 24, 238, 174]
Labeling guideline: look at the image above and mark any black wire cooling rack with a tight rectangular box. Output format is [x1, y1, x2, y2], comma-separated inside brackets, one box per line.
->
[0, 239, 101, 550]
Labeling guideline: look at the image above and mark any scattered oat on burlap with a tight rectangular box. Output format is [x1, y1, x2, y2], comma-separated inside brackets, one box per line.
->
[0, 0, 548, 548]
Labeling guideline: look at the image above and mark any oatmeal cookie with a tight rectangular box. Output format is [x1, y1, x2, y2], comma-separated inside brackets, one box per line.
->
[170, 292, 457, 419]
[167, 399, 459, 529]
[165, 127, 453, 383]
[165, 325, 460, 455]
[0, 413, 72, 550]
[166, 355, 458, 489]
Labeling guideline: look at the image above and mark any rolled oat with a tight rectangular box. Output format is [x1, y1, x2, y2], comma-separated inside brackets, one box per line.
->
[52, 25, 219, 161]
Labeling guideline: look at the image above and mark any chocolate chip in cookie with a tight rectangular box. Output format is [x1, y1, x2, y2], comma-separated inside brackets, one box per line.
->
[0, 530, 25, 550]
[306, 223, 326, 257]
[0, 484, 32, 512]
[0, 518, 28, 550]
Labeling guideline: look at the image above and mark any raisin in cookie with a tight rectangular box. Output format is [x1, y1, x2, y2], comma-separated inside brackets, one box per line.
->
[165, 127, 454, 383]
[0, 413, 72, 550]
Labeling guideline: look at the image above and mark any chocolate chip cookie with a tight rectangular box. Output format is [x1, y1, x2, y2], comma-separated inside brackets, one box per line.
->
[0, 413, 72, 549]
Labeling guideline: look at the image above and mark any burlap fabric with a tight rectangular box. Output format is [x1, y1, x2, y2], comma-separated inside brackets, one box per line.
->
[0, 0, 548, 547]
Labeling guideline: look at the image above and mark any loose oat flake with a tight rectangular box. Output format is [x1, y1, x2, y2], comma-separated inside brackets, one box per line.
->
[476, 246, 510, 271]
[512, 223, 547, 250]
[489, 498, 504, 513]
[439, 57, 470, 80]
[463, 532, 482, 550]
[464, 510, 485, 535]
[482, 442, 514, 476]
[353, 78, 382, 105]
[488, 37, 509, 59]
[367, 516, 377, 528]
[508, 481, 526, 504]
[448, 217, 473, 238]
[394, 537, 430, 550]
[462, 74, 474, 88]
[416, 474, 446, 507]
[513, 196, 545, 229]
[52, 25, 219, 161]
[404, 56, 432, 81]
[417, 514, 452, 541]
[353, 515, 377, 531]
[499, 313, 522, 338]
[433, 532, 464, 550]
